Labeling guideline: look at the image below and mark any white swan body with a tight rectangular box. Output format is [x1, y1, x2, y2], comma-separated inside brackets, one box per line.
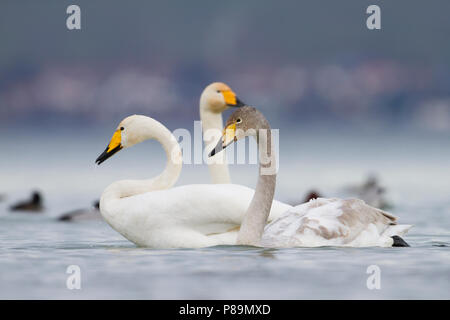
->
[97, 114, 292, 248]
[215, 107, 412, 248]
[101, 184, 291, 248]
[261, 198, 411, 248]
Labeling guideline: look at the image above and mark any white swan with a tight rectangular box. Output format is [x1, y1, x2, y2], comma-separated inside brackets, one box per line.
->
[210, 106, 412, 248]
[199, 82, 245, 184]
[95, 115, 292, 248]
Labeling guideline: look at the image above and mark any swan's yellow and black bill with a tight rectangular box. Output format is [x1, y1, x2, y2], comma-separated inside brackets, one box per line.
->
[222, 90, 245, 108]
[208, 122, 237, 157]
[95, 129, 123, 165]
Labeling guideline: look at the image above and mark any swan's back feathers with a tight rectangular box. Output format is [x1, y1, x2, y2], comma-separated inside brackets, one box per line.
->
[262, 198, 411, 247]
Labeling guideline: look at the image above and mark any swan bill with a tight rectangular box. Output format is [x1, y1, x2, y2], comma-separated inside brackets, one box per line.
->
[208, 139, 222, 157]
[96, 129, 123, 165]
[231, 97, 246, 108]
[95, 144, 123, 165]
[222, 90, 246, 107]
[208, 122, 237, 157]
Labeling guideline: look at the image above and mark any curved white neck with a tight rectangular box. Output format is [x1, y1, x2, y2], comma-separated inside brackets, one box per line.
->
[236, 129, 277, 246]
[200, 101, 231, 184]
[101, 118, 182, 204]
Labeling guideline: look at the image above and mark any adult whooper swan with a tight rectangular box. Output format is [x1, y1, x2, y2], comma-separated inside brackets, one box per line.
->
[95, 115, 292, 248]
[199, 82, 245, 184]
[210, 106, 412, 248]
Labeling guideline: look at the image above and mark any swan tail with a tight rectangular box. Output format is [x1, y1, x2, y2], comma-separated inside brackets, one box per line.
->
[391, 235, 410, 247]
[383, 224, 413, 247]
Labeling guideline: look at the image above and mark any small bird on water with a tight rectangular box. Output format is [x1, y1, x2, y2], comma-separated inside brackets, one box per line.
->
[57, 200, 101, 222]
[10, 191, 44, 212]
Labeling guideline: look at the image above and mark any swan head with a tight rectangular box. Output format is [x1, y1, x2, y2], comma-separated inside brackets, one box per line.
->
[200, 82, 246, 113]
[95, 115, 152, 165]
[209, 106, 269, 157]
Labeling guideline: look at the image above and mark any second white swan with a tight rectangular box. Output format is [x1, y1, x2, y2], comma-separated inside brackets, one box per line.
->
[199, 82, 245, 184]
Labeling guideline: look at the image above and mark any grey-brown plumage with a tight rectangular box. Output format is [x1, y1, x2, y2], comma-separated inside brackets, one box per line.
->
[220, 107, 277, 246]
[219, 107, 411, 248]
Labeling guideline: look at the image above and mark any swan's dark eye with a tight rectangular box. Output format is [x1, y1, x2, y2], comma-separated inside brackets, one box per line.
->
[120, 127, 124, 131]
[236, 118, 242, 124]
[216, 90, 221, 93]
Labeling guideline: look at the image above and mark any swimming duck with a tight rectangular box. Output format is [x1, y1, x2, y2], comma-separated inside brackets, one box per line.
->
[57, 200, 101, 222]
[10, 191, 43, 212]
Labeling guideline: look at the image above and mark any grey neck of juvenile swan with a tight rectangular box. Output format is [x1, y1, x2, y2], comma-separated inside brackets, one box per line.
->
[236, 121, 276, 246]
[200, 103, 231, 184]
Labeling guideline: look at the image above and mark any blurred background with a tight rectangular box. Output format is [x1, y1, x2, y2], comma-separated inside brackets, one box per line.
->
[1, 0, 449, 203]
[0, 0, 449, 300]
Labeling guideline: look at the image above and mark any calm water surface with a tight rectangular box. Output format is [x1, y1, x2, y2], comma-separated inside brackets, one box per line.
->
[0, 201, 449, 299]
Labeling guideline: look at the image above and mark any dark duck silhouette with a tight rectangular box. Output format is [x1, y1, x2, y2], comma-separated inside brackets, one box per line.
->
[58, 200, 101, 222]
[303, 190, 322, 202]
[10, 191, 43, 212]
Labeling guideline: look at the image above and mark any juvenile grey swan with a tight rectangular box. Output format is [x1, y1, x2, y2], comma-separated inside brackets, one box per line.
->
[210, 106, 411, 247]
